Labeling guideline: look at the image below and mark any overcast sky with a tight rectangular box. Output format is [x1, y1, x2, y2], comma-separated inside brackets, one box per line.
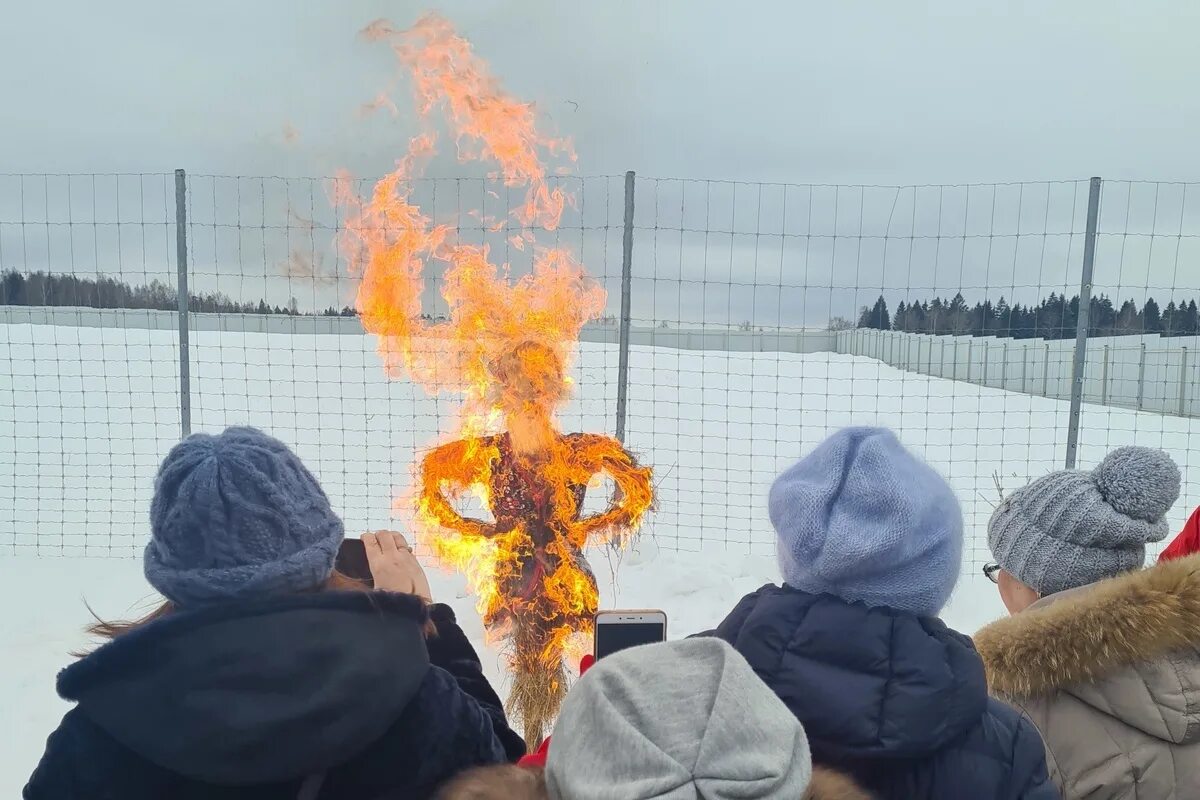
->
[2, 1, 1199, 324]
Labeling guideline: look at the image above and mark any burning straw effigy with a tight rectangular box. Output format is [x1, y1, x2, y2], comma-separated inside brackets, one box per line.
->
[337, 14, 654, 745]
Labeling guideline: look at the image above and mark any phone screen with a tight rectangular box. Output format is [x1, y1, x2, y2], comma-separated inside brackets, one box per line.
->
[335, 539, 374, 587]
[594, 621, 666, 659]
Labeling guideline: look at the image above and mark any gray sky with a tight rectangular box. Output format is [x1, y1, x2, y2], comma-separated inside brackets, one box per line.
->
[2, 1, 1199, 324]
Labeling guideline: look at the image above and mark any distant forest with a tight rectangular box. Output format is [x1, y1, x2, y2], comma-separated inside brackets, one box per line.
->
[0, 270, 357, 317]
[854, 293, 1200, 339]
[0, 271, 629, 326]
[5, 270, 1198, 338]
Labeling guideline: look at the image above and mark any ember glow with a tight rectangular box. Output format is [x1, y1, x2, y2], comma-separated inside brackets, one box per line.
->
[338, 13, 653, 744]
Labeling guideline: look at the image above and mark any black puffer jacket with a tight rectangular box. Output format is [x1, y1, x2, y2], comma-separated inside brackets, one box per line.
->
[24, 591, 523, 799]
[711, 584, 1058, 800]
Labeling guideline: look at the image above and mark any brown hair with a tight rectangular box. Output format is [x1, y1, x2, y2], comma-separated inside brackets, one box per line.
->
[78, 569, 370, 655]
[435, 765, 548, 800]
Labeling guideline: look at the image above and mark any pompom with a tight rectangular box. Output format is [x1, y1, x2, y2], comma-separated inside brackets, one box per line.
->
[1092, 447, 1180, 522]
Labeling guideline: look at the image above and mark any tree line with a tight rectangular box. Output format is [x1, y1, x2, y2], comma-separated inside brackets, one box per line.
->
[0, 270, 358, 317]
[854, 293, 1200, 339]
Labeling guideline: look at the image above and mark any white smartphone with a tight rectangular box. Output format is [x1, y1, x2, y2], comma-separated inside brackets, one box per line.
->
[594, 609, 668, 660]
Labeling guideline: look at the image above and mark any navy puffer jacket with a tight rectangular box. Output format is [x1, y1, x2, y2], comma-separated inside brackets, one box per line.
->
[711, 584, 1058, 800]
[24, 592, 523, 799]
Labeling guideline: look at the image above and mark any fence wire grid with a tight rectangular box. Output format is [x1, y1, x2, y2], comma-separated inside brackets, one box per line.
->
[2, 171, 1199, 573]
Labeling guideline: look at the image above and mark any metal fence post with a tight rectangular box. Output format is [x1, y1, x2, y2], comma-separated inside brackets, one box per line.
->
[1064, 177, 1102, 469]
[614, 170, 635, 443]
[1137, 342, 1147, 410]
[174, 168, 191, 439]
[1022, 343, 1030, 394]
[1001, 342, 1009, 389]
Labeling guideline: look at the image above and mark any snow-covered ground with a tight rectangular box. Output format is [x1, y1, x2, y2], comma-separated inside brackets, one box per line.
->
[3, 321, 1198, 794]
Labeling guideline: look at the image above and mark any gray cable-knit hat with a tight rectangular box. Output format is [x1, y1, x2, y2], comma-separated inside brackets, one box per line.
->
[145, 427, 344, 606]
[546, 638, 812, 799]
[988, 446, 1180, 595]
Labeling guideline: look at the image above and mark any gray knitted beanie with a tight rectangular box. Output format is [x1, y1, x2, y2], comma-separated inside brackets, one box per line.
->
[145, 427, 345, 606]
[546, 638, 812, 799]
[988, 446, 1180, 595]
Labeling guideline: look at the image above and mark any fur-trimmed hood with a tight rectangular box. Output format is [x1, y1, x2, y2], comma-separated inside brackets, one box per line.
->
[976, 553, 1200, 744]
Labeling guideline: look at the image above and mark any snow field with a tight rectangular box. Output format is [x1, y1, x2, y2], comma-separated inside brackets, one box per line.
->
[3, 320, 1198, 794]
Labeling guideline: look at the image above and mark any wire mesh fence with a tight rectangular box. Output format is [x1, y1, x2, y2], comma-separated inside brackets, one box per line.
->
[2, 171, 1198, 570]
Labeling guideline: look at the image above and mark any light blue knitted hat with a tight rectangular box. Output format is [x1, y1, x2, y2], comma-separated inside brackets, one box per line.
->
[769, 427, 963, 617]
[145, 427, 345, 606]
[988, 446, 1180, 595]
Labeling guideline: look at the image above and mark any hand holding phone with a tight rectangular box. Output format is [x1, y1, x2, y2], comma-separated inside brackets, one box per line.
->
[364, 531, 433, 601]
[337, 532, 433, 601]
[594, 610, 667, 660]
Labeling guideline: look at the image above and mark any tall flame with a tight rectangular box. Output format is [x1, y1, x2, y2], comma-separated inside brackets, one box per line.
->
[336, 13, 598, 418]
[337, 13, 653, 742]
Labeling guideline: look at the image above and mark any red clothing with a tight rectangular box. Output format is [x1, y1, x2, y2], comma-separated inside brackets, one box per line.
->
[1160, 506, 1200, 562]
[518, 738, 551, 769]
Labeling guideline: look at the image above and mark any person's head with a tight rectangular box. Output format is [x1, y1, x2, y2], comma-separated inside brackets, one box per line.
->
[769, 426, 963, 618]
[145, 426, 346, 607]
[83, 428, 358, 650]
[545, 638, 812, 799]
[436, 765, 547, 800]
[994, 567, 1042, 615]
[988, 446, 1180, 612]
[489, 340, 567, 417]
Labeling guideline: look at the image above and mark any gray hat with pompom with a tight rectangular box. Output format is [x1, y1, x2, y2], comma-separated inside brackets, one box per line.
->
[988, 446, 1180, 595]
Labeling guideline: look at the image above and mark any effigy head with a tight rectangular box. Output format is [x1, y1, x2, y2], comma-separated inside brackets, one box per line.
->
[489, 340, 568, 415]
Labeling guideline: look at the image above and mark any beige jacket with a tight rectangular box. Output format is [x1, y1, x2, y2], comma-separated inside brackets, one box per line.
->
[975, 553, 1200, 799]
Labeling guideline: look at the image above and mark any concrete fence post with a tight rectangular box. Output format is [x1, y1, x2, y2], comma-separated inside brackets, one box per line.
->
[1137, 342, 1147, 410]
[1043, 343, 1051, 397]
[1181, 347, 1190, 417]
[1022, 343, 1030, 394]
[1101, 344, 1110, 405]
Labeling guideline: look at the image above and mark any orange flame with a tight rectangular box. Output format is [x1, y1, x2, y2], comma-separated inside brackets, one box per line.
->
[338, 13, 652, 737]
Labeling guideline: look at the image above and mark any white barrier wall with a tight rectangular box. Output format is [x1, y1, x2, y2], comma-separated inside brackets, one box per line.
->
[4, 305, 1196, 417]
[0, 306, 839, 354]
[838, 328, 1200, 417]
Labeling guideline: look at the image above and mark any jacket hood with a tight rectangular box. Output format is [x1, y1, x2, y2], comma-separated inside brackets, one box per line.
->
[976, 552, 1200, 745]
[714, 584, 989, 761]
[58, 590, 431, 785]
